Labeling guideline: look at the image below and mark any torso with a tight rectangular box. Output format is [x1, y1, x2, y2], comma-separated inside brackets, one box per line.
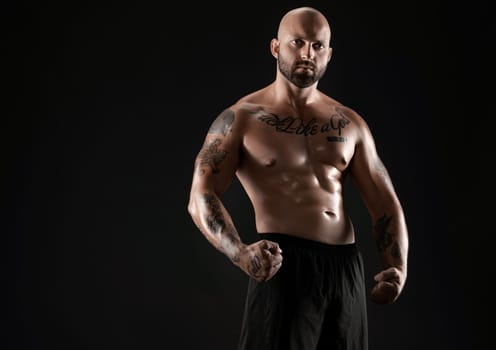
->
[233, 89, 360, 244]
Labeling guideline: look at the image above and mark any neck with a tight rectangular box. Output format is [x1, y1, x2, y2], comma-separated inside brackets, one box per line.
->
[272, 74, 320, 108]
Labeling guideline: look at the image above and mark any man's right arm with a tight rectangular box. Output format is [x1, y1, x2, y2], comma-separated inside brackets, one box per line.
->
[187, 107, 282, 281]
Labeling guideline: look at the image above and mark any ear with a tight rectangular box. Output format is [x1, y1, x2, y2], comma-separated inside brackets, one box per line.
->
[270, 38, 279, 59]
[327, 47, 333, 63]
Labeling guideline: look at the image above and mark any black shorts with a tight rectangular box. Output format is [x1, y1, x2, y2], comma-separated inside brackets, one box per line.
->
[238, 233, 368, 350]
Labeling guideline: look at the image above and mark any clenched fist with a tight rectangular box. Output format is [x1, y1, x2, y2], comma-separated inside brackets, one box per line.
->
[235, 240, 283, 282]
[370, 266, 406, 304]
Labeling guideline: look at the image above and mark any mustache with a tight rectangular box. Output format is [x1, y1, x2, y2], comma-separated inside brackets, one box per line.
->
[294, 60, 315, 69]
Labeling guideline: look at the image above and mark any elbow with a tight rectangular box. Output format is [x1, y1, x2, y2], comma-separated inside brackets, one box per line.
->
[187, 197, 196, 218]
[188, 190, 205, 219]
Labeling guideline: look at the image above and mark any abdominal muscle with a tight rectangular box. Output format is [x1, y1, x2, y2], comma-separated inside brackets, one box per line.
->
[238, 170, 356, 245]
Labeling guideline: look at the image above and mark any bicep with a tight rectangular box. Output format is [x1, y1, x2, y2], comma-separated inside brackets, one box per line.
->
[350, 127, 399, 219]
[191, 108, 242, 195]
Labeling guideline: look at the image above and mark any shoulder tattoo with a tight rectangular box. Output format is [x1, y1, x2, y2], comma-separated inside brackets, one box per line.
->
[208, 109, 234, 136]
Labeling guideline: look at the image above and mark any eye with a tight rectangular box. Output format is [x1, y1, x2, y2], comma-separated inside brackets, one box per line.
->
[313, 42, 325, 50]
[291, 39, 305, 47]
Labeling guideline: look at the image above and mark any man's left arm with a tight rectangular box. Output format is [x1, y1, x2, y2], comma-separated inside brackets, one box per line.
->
[349, 115, 409, 304]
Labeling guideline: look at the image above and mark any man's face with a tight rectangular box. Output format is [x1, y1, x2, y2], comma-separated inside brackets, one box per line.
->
[277, 40, 329, 88]
[275, 17, 332, 88]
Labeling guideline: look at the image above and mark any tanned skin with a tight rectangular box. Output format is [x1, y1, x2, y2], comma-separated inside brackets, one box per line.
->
[188, 7, 408, 304]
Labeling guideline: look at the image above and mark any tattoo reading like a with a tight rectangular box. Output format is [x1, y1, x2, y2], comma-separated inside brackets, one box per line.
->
[257, 108, 350, 141]
[203, 193, 226, 234]
[197, 139, 227, 175]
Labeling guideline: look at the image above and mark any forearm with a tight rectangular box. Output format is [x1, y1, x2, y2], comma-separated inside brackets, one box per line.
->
[372, 209, 409, 272]
[188, 190, 245, 263]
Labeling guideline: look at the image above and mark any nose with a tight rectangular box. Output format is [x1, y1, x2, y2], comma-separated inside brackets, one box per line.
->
[300, 43, 315, 60]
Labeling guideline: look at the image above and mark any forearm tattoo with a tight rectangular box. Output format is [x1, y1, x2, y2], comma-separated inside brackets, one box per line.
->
[203, 193, 226, 234]
[374, 214, 402, 260]
[223, 231, 240, 263]
[256, 106, 350, 142]
[203, 194, 241, 263]
[197, 138, 227, 174]
[390, 241, 401, 259]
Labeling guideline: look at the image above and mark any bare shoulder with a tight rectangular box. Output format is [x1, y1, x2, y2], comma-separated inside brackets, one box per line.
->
[315, 94, 375, 148]
[206, 89, 268, 137]
[322, 96, 364, 124]
[229, 88, 270, 118]
[326, 98, 371, 133]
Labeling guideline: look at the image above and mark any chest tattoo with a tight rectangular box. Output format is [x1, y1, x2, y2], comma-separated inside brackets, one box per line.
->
[256, 110, 351, 142]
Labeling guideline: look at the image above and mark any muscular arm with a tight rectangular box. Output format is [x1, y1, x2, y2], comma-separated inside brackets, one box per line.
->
[350, 115, 409, 304]
[187, 107, 282, 281]
[188, 108, 243, 262]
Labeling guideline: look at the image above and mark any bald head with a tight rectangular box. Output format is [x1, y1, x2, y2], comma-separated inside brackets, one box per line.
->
[277, 7, 331, 45]
[270, 7, 333, 88]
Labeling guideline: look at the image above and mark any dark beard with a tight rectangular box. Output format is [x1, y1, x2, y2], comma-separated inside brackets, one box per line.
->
[277, 55, 327, 88]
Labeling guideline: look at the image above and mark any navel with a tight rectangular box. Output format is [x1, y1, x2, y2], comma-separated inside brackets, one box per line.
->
[264, 158, 276, 167]
[324, 210, 337, 218]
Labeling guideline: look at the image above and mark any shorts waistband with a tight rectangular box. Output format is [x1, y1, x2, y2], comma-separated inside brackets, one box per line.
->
[258, 233, 358, 255]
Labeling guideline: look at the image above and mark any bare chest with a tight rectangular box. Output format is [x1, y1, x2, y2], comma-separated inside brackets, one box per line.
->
[241, 111, 357, 172]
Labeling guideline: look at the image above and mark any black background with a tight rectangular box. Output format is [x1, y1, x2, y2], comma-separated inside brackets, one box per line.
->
[5, 0, 494, 349]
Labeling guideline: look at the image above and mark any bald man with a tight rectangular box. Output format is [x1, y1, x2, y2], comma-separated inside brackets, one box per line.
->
[188, 6, 408, 350]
